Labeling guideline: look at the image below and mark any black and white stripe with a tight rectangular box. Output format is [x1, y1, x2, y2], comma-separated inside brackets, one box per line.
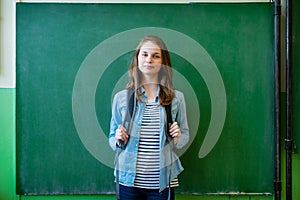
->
[134, 102, 160, 189]
[134, 102, 179, 189]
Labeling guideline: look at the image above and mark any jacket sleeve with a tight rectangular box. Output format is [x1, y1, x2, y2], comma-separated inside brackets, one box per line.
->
[109, 92, 123, 151]
[174, 91, 190, 149]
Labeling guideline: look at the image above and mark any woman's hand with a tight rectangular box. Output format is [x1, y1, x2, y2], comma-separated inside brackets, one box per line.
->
[169, 122, 181, 144]
[115, 125, 129, 146]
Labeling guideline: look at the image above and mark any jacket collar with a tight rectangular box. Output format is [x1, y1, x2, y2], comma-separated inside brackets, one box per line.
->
[139, 85, 160, 103]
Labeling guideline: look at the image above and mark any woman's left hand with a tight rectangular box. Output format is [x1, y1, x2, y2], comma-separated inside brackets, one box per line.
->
[169, 122, 181, 144]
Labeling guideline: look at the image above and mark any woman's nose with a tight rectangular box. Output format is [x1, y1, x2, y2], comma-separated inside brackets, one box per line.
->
[146, 55, 152, 63]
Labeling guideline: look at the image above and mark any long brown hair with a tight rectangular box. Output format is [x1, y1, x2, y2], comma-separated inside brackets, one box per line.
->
[126, 35, 174, 106]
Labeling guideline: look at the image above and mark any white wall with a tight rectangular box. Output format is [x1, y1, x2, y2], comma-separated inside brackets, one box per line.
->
[0, 0, 15, 88]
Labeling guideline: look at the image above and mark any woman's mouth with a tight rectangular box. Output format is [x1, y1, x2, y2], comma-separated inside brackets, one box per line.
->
[144, 65, 154, 68]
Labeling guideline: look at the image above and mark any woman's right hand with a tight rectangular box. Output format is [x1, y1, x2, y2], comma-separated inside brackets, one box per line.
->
[115, 125, 129, 145]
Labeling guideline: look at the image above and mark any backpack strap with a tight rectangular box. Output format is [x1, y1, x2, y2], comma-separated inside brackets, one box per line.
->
[119, 89, 135, 150]
[164, 103, 173, 140]
[165, 103, 174, 200]
[123, 89, 135, 130]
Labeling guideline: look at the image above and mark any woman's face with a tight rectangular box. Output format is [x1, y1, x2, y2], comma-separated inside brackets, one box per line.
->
[137, 41, 162, 78]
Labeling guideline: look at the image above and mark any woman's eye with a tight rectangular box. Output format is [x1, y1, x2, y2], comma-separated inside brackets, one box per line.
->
[153, 55, 160, 59]
[142, 53, 148, 57]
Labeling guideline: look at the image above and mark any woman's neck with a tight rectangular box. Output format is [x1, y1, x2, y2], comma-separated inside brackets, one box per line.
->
[141, 75, 159, 102]
[143, 83, 159, 102]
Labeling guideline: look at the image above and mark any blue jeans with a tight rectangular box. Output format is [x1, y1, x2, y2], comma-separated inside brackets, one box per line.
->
[118, 184, 175, 200]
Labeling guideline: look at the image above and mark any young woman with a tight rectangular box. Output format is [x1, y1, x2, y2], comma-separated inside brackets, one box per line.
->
[109, 35, 189, 200]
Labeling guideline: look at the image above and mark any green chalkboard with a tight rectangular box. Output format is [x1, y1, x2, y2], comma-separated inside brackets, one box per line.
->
[16, 3, 274, 195]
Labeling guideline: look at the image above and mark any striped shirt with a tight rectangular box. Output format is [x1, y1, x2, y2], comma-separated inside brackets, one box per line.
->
[134, 102, 179, 189]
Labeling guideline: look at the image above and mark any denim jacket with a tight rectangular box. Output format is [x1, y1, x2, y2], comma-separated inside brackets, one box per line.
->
[109, 87, 189, 192]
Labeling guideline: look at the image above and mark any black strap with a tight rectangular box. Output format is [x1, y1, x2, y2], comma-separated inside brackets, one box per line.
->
[124, 88, 135, 128]
[127, 89, 135, 122]
[164, 103, 173, 139]
[118, 89, 135, 150]
[165, 103, 173, 200]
